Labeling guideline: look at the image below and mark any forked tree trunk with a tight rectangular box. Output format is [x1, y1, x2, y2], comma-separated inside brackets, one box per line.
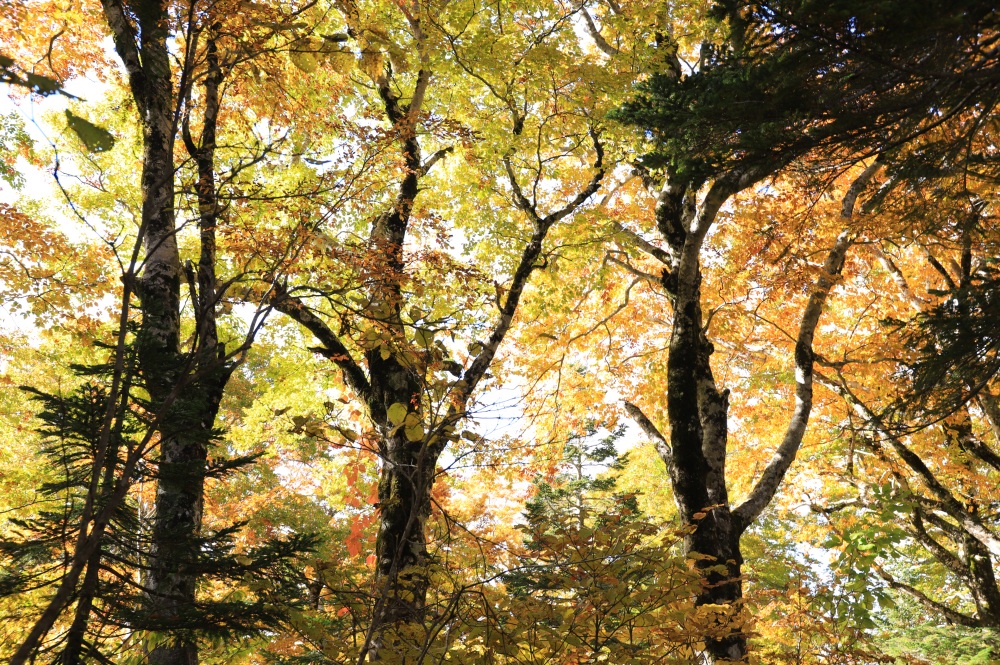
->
[627, 164, 878, 663]
[100, 5, 230, 663]
[274, 104, 604, 665]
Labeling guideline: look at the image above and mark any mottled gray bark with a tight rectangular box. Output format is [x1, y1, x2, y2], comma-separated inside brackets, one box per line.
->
[100, 6, 231, 663]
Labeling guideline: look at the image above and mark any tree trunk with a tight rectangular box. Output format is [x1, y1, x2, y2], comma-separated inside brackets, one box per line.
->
[148, 32, 229, 665]
[364, 123, 436, 657]
[370, 421, 439, 653]
[122, 9, 199, 663]
[634, 165, 876, 663]
[99, 6, 231, 662]
[666, 263, 747, 662]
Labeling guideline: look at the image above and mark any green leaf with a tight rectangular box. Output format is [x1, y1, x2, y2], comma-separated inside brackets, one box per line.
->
[415, 328, 434, 348]
[387, 402, 408, 426]
[65, 110, 115, 152]
[289, 50, 319, 73]
[404, 423, 425, 442]
[25, 72, 62, 96]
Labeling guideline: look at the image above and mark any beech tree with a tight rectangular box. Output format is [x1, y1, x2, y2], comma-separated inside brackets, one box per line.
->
[4, 1, 1000, 664]
[262, 0, 611, 655]
[1, 1, 336, 662]
[561, 0, 1000, 660]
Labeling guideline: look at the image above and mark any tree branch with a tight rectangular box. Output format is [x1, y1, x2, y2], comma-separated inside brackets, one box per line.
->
[910, 509, 970, 579]
[925, 250, 958, 290]
[956, 424, 1000, 472]
[872, 243, 925, 313]
[623, 401, 671, 465]
[406, 68, 432, 126]
[876, 565, 983, 627]
[820, 373, 1000, 558]
[270, 286, 373, 401]
[419, 146, 453, 176]
[604, 253, 662, 288]
[976, 392, 1000, 444]
[458, 130, 605, 403]
[580, 9, 618, 56]
[611, 221, 671, 266]
[734, 161, 879, 531]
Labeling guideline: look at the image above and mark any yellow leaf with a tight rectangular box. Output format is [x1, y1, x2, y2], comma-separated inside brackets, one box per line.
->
[289, 50, 319, 73]
[387, 402, 408, 426]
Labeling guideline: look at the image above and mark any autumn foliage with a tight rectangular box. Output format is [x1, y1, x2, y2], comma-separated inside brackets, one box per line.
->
[1, 1, 1000, 664]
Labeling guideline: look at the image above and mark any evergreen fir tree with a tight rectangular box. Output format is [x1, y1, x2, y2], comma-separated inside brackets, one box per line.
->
[0, 336, 317, 664]
[502, 428, 714, 663]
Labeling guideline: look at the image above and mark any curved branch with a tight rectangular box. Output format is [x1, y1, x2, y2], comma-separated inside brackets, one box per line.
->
[623, 401, 671, 465]
[876, 565, 983, 627]
[734, 161, 880, 531]
[910, 509, 969, 579]
[99, 0, 146, 112]
[419, 146, 453, 176]
[604, 253, 662, 288]
[458, 131, 605, 403]
[611, 221, 671, 266]
[581, 9, 618, 57]
[873, 243, 925, 313]
[271, 286, 372, 401]
[976, 392, 1000, 444]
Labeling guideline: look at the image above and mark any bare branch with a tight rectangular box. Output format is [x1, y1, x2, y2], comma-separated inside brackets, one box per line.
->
[976, 392, 1000, 444]
[419, 146, 453, 176]
[98, 0, 146, 112]
[406, 68, 432, 125]
[604, 253, 661, 287]
[910, 509, 969, 579]
[872, 243, 926, 313]
[925, 250, 958, 290]
[503, 153, 543, 227]
[611, 221, 672, 266]
[623, 401, 671, 465]
[580, 9, 618, 56]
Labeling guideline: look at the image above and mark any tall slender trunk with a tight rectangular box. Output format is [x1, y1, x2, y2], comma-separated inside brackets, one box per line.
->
[148, 29, 228, 665]
[665, 253, 746, 662]
[100, 5, 231, 662]
[363, 117, 436, 656]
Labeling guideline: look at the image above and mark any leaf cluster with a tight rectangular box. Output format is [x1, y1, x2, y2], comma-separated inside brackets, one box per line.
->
[616, 0, 1000, 181]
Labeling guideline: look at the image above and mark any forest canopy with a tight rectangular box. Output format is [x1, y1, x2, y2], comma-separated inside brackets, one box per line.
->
[1, 0, 999, 663]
